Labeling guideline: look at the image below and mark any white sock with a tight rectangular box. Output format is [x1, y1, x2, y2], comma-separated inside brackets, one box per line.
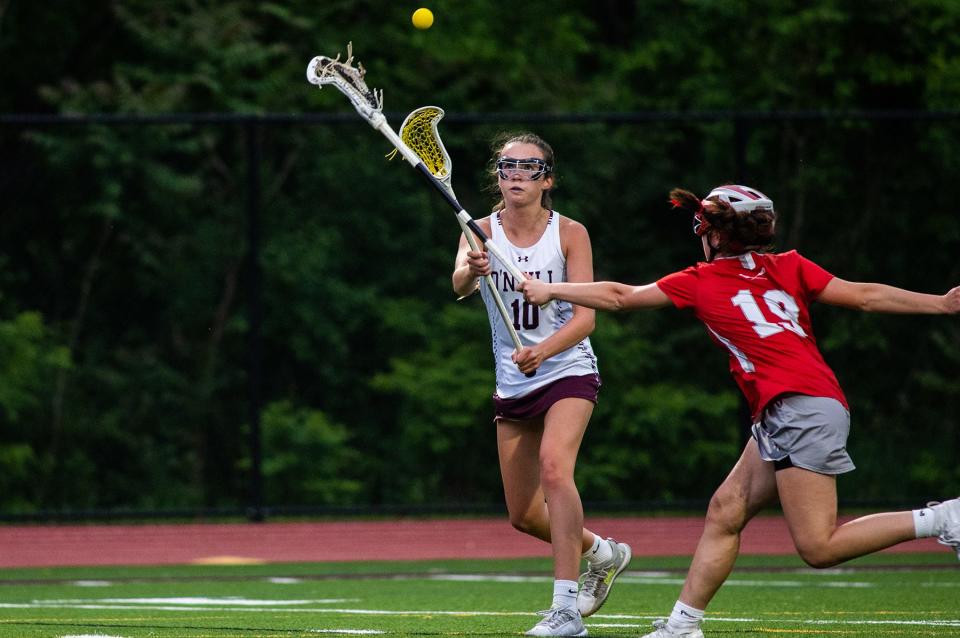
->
[666, 600, 704, 632]
[552, 579, 578, 610]
[583, 534, 613, 565]
[913, 506, 937, 538]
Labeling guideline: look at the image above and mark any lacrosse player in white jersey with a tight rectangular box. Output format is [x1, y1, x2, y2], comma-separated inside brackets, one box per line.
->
[452, 133, 631, 637]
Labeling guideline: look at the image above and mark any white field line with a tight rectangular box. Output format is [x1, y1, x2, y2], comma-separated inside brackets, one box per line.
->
[590, 620, 960, 628]
[307, 631, 385, 635]
[62, 573, 942, 590]
[1, 603, 534, 614]
[6, 598, 960, 628]
[43, 597, 357, 606]
[430, 573, 884, 588]
[58, 627, 385, 636]
[431, 572, 959, 589]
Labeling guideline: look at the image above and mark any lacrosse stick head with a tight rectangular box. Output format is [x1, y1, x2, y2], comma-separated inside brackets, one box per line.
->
[399, 106, 453, 186]
[306, 42, 384, 123]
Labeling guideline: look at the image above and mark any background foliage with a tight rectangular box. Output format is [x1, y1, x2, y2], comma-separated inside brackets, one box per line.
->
[1, 1, 958, 515]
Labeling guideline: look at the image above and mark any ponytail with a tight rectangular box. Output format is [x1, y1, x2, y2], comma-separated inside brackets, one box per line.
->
[670, 186, 777, 254]
[669, 188, 702, 216]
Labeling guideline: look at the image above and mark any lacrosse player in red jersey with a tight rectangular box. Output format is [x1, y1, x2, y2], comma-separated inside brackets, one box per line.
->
[453, 133, 631, 637]
[520, 184, 960, 638]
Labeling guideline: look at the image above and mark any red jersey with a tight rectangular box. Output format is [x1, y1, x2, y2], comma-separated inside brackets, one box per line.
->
[656, 250, 847, 419]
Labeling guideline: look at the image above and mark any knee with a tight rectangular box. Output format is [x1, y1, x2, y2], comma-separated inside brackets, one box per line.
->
[795, 541, 841, 569]
[508, 514, 533, 535]
[537, 456, 572, 493]
[508, 510, 542, 537]
[704, 488, 751, 535]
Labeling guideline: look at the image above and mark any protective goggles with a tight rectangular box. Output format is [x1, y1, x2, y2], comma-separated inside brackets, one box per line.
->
[496, 157, 552, 181]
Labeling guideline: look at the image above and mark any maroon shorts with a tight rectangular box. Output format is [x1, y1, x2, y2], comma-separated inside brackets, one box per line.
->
[493, 373, 601, 422]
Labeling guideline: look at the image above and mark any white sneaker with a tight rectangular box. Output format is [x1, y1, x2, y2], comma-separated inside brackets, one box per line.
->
[929, 497, 960, 560]
[639, 619, 704, 638]
[524, 607, 587, 637]
[577, 537, 632, 617]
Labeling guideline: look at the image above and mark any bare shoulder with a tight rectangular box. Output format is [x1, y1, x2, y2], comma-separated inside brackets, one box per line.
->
[557, 213, 591, 245]
[556, 214, 593, 274]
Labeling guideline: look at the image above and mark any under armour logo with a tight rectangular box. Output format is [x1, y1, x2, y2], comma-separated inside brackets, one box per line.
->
[517, 255, 529, 262]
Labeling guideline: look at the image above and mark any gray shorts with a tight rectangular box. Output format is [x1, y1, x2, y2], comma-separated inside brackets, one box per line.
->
[751, 395, 856, 475]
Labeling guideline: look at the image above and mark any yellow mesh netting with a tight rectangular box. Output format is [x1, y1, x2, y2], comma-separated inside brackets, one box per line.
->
[399, 107, 449, 178]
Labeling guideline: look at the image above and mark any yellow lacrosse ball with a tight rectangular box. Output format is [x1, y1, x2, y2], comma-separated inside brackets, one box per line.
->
[412, 7, 433, 29]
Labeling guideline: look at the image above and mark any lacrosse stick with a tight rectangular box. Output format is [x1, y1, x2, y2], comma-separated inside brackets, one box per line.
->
[305, 44, 530, 286]
[397, 106, 526, 358]
[306, 44, 536, 376]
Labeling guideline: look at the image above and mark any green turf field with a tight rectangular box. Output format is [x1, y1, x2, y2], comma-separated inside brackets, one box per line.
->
[1, 554, 957, 637]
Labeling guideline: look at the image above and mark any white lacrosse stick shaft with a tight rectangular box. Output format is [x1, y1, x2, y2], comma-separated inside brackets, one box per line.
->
[307, 50, 539, 375]
[372, 119, 529, 282]
[395, 107, 524, 353]
[305, 51, 528, 282]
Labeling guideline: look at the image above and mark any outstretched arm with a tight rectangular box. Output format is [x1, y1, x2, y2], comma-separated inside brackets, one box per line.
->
[520, 278, 672, 311]
[817, 278, 960, 314]
[512, 221, 597, 375]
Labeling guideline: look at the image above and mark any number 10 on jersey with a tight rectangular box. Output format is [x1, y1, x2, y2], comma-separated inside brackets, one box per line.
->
[510, 299, 539, 330]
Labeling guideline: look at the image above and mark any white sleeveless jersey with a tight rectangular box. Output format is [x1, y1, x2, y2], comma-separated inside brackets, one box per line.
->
[479, 210, 599, 399]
